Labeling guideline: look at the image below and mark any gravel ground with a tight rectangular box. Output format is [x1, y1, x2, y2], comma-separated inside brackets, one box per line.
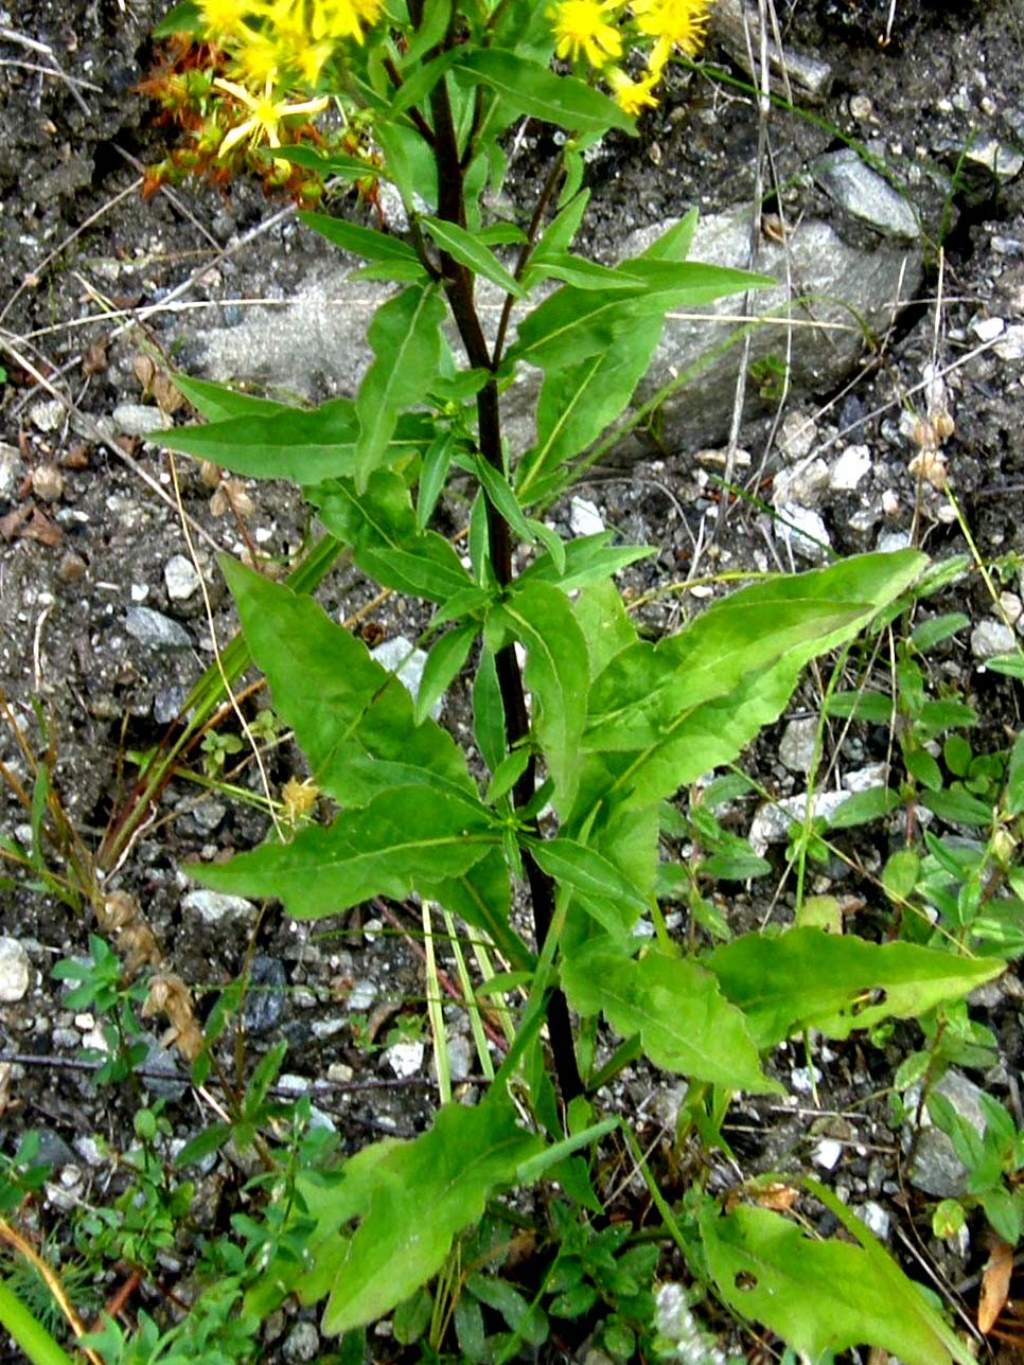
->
[2, 0, 1024, 1358]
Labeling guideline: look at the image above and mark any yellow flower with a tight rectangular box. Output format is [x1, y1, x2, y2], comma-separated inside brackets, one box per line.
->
[214, 77, 330, 158]
[310, 0, 383, 42]
[550, 0, 623, 67]
[633, 0, 711, 69]
[608, 66, 659, 115]
[230, 30, 283, 86]
[198, 0, 253, 41]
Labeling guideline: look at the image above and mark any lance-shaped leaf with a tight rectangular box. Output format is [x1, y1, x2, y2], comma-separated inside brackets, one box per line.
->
[299, 211, 426, 269]
[190, 784, 500, 919]
[563, 947, 778, 1094]
[701, 1202, 974, 1365]
[353, 286, 446, 488]
[172, 374, 286, 421]
[704, 927, 1004, 1049]
[311, 471, 474, 603]
[517, 534, 655, 597]
[420, 215, 525, 297]
[454, 49, 633, 136]
[517, 319, 665, 503]
[494, 582, 588, 814]
[321, 1095, 544, 1334]
[159, 396, 434, 484]
[528, 838, 649, 922]
[508, 259, 771, 373]
[222, 558, 472, 804]
[583, 551, 926, 810]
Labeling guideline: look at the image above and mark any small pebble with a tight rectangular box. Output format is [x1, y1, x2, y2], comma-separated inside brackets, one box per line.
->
[386, 1039, 425, 1078]
[569, 496, 605, 537]
[57, 550, 87, 583]
[971, 619, 1016, 661]
[31, 463, 64, 502]
[812, 1137, 843, 1170]
[164, 555, 201, 601]
[112, 403, 173, 438]
[30, 399, 64, 433]
[0, 938, 31, 1002]
[182, 889, 256, 924]
[829, 444, 871, 492]
[282, 1321, 320, 1364]
[779, 716, 819, 774]
[776, 505, 831, 563]
[370, 636, 442, 720]
[970, 315, 1005, 343]
[125, 606, 191, 650]
[0, 443, 23, 499]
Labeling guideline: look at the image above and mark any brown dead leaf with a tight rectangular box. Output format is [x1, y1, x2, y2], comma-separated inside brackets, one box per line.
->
[152, 371, 184, 415]
[22, 508, 63, 547]
[132, 353, 156, 396]
[142, 974, 204, 1063]
[752, 1182, 799, 1213]
[979, 1238, 1014, 1334]
[82, 340, 108, 376]
[0, 505, 31, 541]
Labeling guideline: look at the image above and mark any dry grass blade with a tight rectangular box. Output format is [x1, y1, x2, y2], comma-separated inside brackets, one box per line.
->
[978, 1239, 1014, 1336]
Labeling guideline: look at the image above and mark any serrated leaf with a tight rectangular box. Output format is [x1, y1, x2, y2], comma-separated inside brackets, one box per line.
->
[563, 948, 778, 1093]
[420, 215, 524, 297]
[571, 580, 639, 680]
[583, 552, 926, 811]
[701, 1202, 973, 1365]
[705, 927, 1004, 1049]
[454, 49, 633, 135]
[190, 784, 499, 918]
[321, 1096, 543, 1334]
[312, 470, 473, 602]
[496, 582, 588, 813]
[353, 286, 446, 488]
[220, 557, 472, 803]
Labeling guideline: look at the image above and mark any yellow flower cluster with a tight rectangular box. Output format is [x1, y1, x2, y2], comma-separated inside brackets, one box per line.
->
[197, 0, 382, 155]
[548, 0, 712, 115]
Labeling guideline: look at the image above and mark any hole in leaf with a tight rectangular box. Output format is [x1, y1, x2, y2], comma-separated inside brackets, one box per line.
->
[734, 1271, 757, 1292]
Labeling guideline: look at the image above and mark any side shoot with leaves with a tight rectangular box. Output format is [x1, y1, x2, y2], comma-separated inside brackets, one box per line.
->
[140, 0, 994, 1357]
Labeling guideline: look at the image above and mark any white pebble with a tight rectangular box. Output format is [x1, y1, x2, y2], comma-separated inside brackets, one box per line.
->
[0, 938, 31, 1003]
[812, 1137, 844, 1170]
[569, 497, 605, 537]
[164, 555, 201, 601]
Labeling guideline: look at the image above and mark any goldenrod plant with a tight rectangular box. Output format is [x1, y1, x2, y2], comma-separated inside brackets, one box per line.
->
[5, 1, 1007, 1359]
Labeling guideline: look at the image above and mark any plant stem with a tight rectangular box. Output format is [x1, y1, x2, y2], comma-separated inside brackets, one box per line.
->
[427, 66, 582, 1104]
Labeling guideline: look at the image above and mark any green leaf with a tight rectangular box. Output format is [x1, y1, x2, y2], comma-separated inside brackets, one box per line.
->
[173, 373, 287, 421]
[1006, 733, 1024, 815]
[312, 471, 474, 602]
[321, 1096, 543, 1334]
[882, 849, 920, 900]
[353, 287, 446, 488]
[571, 580, 638, 679]
[527, 838, 649, 919]
[563, 948, 778, 1093]
[519, 533, 655, 594]
[158, 397, 365, 482]
[391, 47, 461, 115]
[420, 215, 525, 297]
[190, 784, 499, 918]
[299, 212, 424, 267]
[918, 699, 978, 731]
[154, 0, 200, 35]
[473, 647, 506, 774]
[416, 431, 455, 530]
[919, 787, 992, 827]
[827, 786, 901, 828]
[414, 623, 477, 725]
[509, 259, 771, 373]
[826, 690, 894, 724]
[454, 49, 634, 136]
[517, 320, 665, 503]
[638, 209, 699, 262]
[986, 652, 1024, 679]
[701, 1202, 973, 1365]
[527, 252, 643, 291]
[705, 927, 1004, 1049]
[220, 557, 473, 804]
[496, 583, 589, 813]
[911, 612, 970, 652]
[582, 552, 926, 810]
[485, 747, 532, 805]
[472, 455, 535, 544]
[529, 189, 590, 265]
[270, 147, 376, 181]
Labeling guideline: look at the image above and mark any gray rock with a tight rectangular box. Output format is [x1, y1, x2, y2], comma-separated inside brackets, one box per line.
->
[776, 504, 831, 562]
[0, 443, 24, 500]
[0, 937, 31, 1002]
[182, 889, 256, 924]
[112, 404, 173, 438]
[125, 606, 192, 651]
[447, 1035, 473, 1083]
[371, 635, 442, 720]
[829, 444, 872, 491]
[139, 1034, 187, 1100]
[971, 619, 1016, 661]
[386, 1039, 425, 1078]
[854, 1200, 891, 1240]
[907, 1069, 987, 1197]
[153, 684, 188, 724]
[813, 149, 920, 239]
[164, 555, 201, 601]
[966, 139, 1024, 181]
[773, 458, 830, 508]
[994, 325, 1024, 361]
[779, 717, 819, 774]
[242, 956, 288, 1035]
[191, 204, 923, 457]
[31, 1129, 75, 1170]
[29, 399, 64, 433]
[282, 1322, 320, 1364]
